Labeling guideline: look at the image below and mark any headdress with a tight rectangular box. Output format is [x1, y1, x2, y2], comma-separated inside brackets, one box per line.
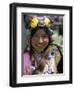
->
[30, 16, 52, 29]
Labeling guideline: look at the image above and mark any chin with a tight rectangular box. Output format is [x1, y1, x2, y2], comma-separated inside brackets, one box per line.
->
[35, 48, 46, 52]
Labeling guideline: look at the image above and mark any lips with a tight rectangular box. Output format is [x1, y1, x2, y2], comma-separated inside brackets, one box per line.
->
[36, 43, 43, 47]
[35, 43, 47, 48]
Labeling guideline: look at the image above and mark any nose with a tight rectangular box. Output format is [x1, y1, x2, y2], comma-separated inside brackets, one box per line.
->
[39, 37, 43, 43]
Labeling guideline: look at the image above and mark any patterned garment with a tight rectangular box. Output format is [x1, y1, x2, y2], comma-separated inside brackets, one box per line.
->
[32, 45, 62, 74]
[23, 45, 62, 75]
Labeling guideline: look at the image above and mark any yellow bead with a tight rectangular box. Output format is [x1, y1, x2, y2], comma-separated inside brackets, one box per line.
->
[31, 18, 38, 28]
[44, 18, 51, 28]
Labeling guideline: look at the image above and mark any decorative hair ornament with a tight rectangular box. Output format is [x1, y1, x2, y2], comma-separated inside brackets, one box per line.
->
[30, 17, 52, 28]
[44, 17, 51, 28]
[30, 18, 38, 28]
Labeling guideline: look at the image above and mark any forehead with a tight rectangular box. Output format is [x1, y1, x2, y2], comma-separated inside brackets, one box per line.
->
[34, 29, 46, 35]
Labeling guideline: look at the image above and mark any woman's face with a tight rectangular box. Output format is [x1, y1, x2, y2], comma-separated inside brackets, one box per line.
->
[31, 29, 49, 53]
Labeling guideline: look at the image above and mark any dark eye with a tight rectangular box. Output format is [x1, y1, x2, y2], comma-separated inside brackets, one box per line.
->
[34, 34, 38, 38]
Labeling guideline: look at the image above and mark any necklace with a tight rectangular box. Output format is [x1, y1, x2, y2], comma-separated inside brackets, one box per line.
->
[32, 48, 46, 68]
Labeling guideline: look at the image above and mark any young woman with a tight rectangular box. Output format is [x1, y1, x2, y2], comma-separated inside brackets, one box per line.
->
[23, 16, 63, 75]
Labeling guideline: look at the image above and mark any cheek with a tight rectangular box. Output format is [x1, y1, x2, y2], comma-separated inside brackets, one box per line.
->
[31, 38, 36, 45]
[31, 39, 34, 45]
[43, 37, 49, 43]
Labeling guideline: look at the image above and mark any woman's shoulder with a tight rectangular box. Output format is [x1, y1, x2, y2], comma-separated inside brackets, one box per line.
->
[45, 44, 58, 54]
